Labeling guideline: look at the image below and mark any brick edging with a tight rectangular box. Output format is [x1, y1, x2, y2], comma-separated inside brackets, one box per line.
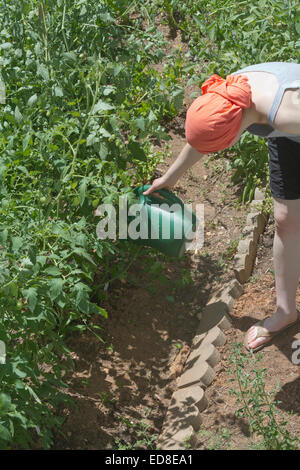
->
[156, 188, 269, 450]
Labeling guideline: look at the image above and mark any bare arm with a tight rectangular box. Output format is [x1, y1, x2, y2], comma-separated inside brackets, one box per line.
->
[143, 143, 204, 195]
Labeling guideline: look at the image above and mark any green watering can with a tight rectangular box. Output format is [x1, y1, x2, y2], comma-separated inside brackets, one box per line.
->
[126, 185, 197, 257]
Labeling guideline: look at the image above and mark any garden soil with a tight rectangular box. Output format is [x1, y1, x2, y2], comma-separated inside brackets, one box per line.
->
[52, 26, 299, 451]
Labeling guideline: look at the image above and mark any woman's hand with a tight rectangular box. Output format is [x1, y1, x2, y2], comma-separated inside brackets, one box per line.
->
[142, 175, 175, 196]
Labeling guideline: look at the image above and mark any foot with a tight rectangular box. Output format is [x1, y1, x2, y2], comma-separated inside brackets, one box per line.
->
[247, 310, 299, 350]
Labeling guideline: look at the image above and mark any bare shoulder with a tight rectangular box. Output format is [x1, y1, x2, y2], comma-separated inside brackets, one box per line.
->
[241, 71, 300, 133]
[240, 71, 279, 122]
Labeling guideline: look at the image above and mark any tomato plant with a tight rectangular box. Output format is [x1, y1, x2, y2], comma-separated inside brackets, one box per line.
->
[0, 0, 188, 449]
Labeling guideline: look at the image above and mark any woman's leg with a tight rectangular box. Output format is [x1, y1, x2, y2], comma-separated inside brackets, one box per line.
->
[273, 198, 300, 315]
[247, 197, 300, 350]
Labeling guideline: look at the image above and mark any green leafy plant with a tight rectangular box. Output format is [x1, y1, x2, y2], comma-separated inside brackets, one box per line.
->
[225, 238, 240, 260]
[0, 0, 190, 449]
[228, 343, 299, 450]
[197, 426, 232, 450]
[115, 410, 157, 450]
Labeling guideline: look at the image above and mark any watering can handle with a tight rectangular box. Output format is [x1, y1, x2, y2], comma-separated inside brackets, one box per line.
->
[136, 185, 184, 207]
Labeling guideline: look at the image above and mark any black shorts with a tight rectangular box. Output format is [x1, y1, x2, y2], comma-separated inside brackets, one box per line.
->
[268, 137, 300, 200]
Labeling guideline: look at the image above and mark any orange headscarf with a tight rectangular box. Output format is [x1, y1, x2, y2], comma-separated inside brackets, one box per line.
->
[185, 74, 252, 154]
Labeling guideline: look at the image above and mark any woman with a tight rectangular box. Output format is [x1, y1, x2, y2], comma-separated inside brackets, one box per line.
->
[143, 62, 300, 353]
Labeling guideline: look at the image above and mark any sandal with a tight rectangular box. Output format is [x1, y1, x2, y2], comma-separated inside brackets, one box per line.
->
[244, 311, 300, 353]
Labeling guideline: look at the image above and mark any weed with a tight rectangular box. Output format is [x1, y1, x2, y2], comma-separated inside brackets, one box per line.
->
[198, 187, 206, 197]
[197, 426, 232, 450]
[216, 255, 227, 270]
[248, 274, 261, 284]
[228, 343, 299, 450]
[98, 392, 115, 406]
[115, 410, 158, 450]
[225, 238, 240, 260]
[183, 434, 193, 450]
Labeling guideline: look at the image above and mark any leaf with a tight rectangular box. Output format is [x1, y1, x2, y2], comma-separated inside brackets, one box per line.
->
[74, 282, 91, 314]
[44, 266, 61, 276]
[113, 64, 124, 76]
[28, 246, 37, 265]
[0, 42, 12, 50]
[49, 278, 64, 302]
[74, 233, 87, 248]
[27, 94, 38, 107]
[93, 100, 114, 113]
[9, 281, 18, 298]
[17, 165, 29, 176]
[128, 141, 146, 161]
[170, 88, 184, 109]
[0, 423, 12, 441]
[86, 133, 97, 146]
[54, 86, 64, 97]
[99, 12, 114, 23]
[23, 287, 38, 312]
[99, 127, 111, 138]
[99, 142, 108, 160]
[14, 106, 23, 123]
[11, 237, 23, 252]
[37, 63, 49, 81]
[242, 181, 251, 204]
[0, 229, 8, 245]
[73, 247, 96, 266]
[148, 110, 156, 122]
[23, 132, 32, 152]
[79, 179, 87, 207]
[90, 303, 108, 318]
[37, 255, 47, 266]
[34, 42, 42, 56]
[103, 86, 115, 96]
[109, 115, 118, 133]
[135, 117, 145, 131]
[0, 393, 11, 414]
[62, 51, 77, 62]
[193, 16, 203, 28]
[75, 217, 86, 230]
[11, 362, 26, 378]
[25, 385, 41, 405]
[74, 282, 92, 294]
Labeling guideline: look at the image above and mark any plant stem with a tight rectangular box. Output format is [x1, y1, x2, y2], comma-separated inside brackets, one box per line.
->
[55, 66, 102, 217]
